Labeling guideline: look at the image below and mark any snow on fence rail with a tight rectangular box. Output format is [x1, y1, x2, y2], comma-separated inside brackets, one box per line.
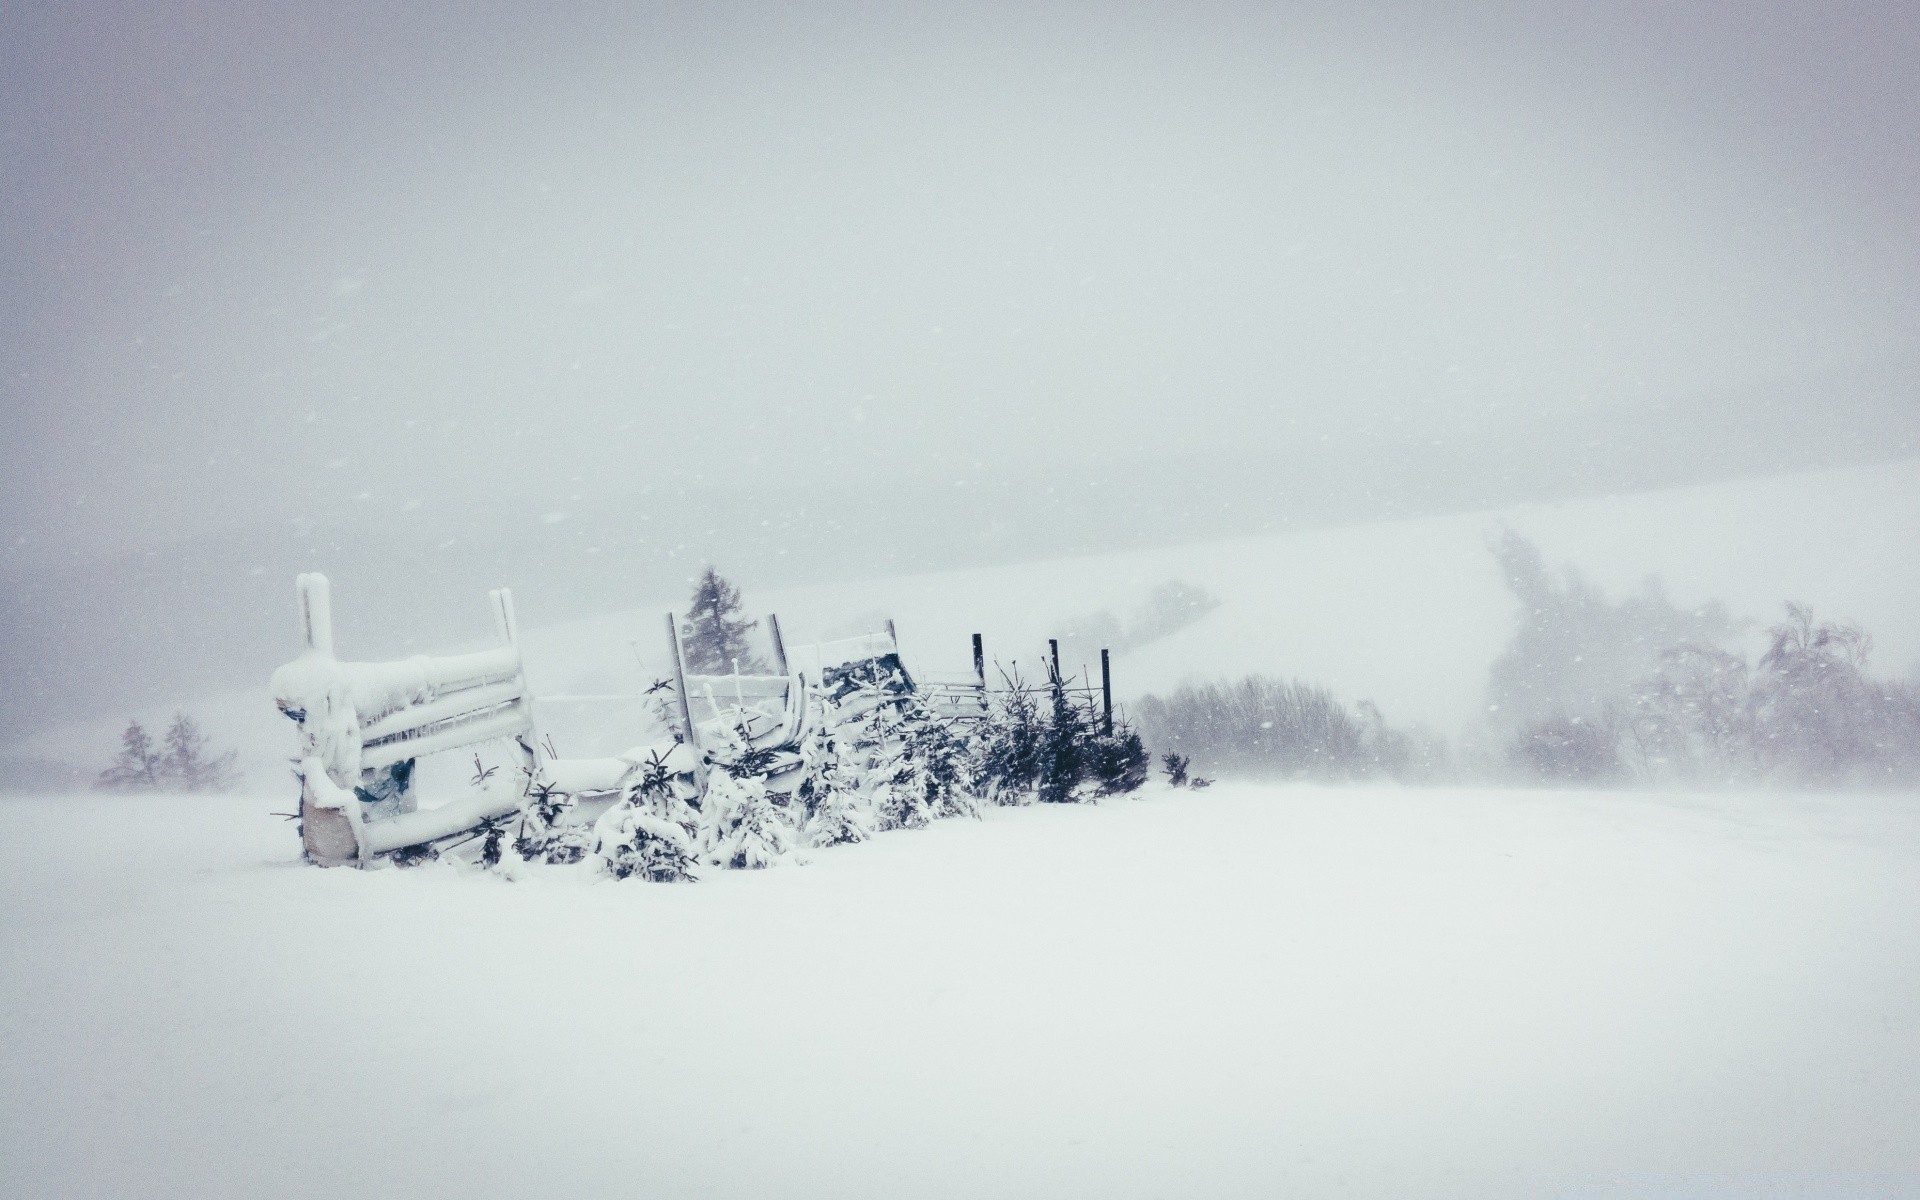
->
[271, 573, 539, 866]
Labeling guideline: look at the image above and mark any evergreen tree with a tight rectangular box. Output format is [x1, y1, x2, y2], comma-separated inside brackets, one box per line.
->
[900, 697, 979, 819]
[974, 667, 1044, 804]
[1162, 752, 1191, 787]
[1038, 672, 1090, 803]
[796, 709, 872, 849]
[702, 767, 797, 868]
[97, 721, 162, 791]
[594, 752, 701, 881]
[516, 780, 592, 865]
[159, 713, 239, 791]
[681, 566, 765, 674]
[860, 693, 933, 831]
[1085, 720, 1150, 796]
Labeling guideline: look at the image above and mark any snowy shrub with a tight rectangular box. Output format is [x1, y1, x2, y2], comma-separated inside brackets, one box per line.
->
[97, 721, 162, 791]
[796, 708, 873, 848]
[1748, 604, 1920, 785]
[1037, 677, 1092, 803]
[1608, 604, 1920, 788]
[817, 655, 985, 829]
[597, 805, 700, 881]
[1484, 529, 1738, 738]
[1133, 677, 1392, 781]
[860, 701, 933, 832]
[516, 781, 591, 865]
[974, 669, 1045, 804]
[1084, 722, 1150, 796]
[1162, 752, 1190, 787]
[1621, 644, 1756, 784]
[593, 751, 704, 882]
[702, 768, 797, 868]
[1507, 714, 1625, 784]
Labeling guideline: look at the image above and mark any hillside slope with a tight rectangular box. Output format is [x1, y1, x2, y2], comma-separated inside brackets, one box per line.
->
[8, 458, 1918, 786]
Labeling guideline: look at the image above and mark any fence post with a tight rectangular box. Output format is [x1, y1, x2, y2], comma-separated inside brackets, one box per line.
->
[489, 587, 519, 647]
[972, 633, 985, 687]
[1049, 638, 1061, 686]
[1101, 648, 1113, 736]
[767, 612, 789, 676]
[295, 573, 334, 658]
[664, 612, 703, 756]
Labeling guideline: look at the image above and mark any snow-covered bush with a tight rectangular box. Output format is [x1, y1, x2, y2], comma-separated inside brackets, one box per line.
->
[702, 768, 797, 869]
[1621, 644, 1756, 784]
[593, 752, 701, 881]
[973, 669, 1045, 804]
[516, 780, 592, 865]
[796, 707, 872, 848]
[1084, 721, 1149, 796]
[1507, 714, 1625, 785]
[1485, 530, 1740, 733]
[1133, 676, 1391, 782]
[1607, 604, 1920, 787]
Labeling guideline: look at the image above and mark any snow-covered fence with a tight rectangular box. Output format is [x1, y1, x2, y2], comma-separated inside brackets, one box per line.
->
[664, 610, 817, 794]
[270, 568, 1131, 869]
[272, 573, 537, 867]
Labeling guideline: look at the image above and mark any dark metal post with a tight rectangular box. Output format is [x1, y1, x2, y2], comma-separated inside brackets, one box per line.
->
[972, 633, 985, 686]
[767, 612, 789, 676]
[1101, 648, 1113, 735]
[1048, 638, 1060, 685]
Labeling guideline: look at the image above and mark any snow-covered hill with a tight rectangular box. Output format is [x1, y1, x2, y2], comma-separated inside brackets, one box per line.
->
[9, 458, 1919, 789]
[3, 782, 1916, 1197]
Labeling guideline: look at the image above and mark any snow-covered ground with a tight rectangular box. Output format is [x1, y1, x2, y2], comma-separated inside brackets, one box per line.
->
[4, 782, 1918, 1198]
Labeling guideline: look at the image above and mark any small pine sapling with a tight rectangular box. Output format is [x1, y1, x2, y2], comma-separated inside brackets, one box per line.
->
[1038, 671, 1091, 803]
[515, 778, 591, 865]
[1086, 721, 1150, 796]
[901, 697, 979, 819]
[974, 666, 1044, 804]
[595, 751, 700, 882]
[1162, 752, 1190, 787]
[864, 701, 933, 832]
[797, 710, 872, 849]
[702, 767, 797, 868]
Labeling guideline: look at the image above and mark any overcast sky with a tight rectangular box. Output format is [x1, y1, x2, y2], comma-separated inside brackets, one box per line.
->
[3, 1, 1920, 741]
[6, 0, 1918, 572]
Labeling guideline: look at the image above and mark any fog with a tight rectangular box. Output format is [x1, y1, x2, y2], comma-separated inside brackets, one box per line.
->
[4, 0, 1918, 741]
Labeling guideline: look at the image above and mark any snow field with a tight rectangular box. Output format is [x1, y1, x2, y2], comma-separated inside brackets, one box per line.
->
[4, 783, 1918, 1198]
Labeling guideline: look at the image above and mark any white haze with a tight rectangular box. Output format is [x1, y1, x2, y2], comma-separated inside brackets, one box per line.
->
[3, 1, 1919, 739]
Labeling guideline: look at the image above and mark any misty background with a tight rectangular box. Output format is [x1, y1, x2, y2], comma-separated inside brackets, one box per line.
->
[5, 0, 1919, 745]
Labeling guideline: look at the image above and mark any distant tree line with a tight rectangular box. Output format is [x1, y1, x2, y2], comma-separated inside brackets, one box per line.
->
[97, 714, 240, 792]
[1123, 533, 1918, 791]
[1132, 677, 1446, 784]
[1485, 532, 1920, 787]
